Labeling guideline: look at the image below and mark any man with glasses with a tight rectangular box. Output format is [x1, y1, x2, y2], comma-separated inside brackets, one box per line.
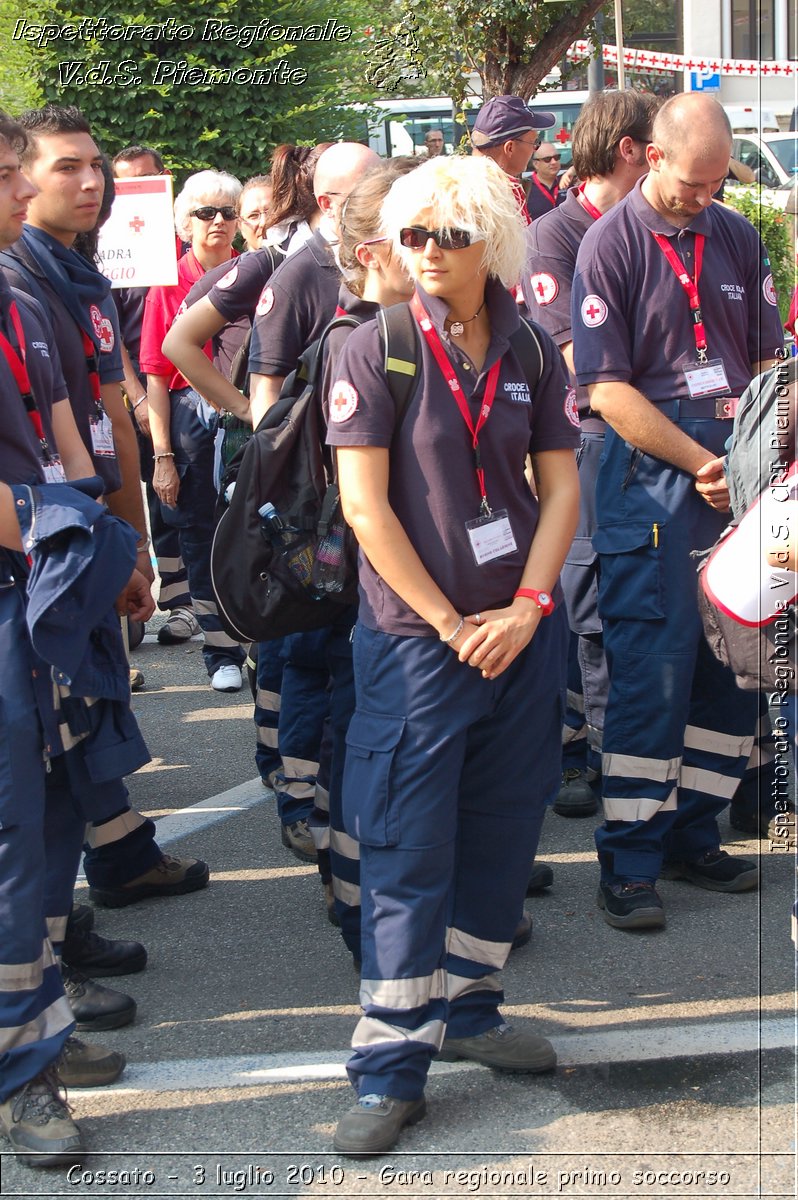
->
[422, 129, 445, 158]
[470, 95, 555, 224]
[527, 141, 566, 221]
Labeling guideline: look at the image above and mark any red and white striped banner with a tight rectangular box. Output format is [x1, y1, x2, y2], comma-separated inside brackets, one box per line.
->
[567, 39, 797, 78]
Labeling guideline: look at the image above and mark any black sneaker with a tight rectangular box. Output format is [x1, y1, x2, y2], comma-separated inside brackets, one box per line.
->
[597, 881, 665, 929]
[660, 849, 759, 893]
[553, 768, 598, 817]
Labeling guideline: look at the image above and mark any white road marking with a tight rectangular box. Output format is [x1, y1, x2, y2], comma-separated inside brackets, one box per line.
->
[80, 1018, 796, 1095]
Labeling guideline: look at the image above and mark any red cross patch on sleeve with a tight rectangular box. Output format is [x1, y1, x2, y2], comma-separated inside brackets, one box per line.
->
[580, 294, 608, 328]
[564, 387, 580, 428]
[216, 264, 239, 290]
[529, 272, 559, 306]
[762, 274, 778, 307]
[329, 380, 359, 423]
[89, 304, 114, 352]
[256, 285, 275, 317]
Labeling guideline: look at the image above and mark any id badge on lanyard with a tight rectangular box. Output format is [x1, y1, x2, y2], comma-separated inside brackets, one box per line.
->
[42, 457, 67, 483]
[410, 294, 518, 567]
[652, 232, 731, 400]
[90, 409, 116, 458]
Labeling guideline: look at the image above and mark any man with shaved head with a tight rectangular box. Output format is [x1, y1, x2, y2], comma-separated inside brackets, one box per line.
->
[571, 93, 786, 930]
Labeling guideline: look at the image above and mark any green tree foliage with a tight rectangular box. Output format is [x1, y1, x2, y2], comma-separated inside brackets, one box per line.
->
[0, 0, 45, 112]
[13, 2, 377, 177]
[724, 187, 795, 326]
[379, 0, 607, 107]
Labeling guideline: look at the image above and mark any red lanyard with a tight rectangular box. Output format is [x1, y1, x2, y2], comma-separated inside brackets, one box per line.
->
[509, 177, 531, 226]
[410, 292, 500, 513]
[0, 301, 54, 461]
[81, 329, 103, 412]
[531, 173, 558, 208]
[651, 232, 708, 361]
[577, 184, 602, 222]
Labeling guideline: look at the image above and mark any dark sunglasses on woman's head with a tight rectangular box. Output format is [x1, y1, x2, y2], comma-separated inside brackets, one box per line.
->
[399, 226, 474, 251]
[191, 205, 238, 221]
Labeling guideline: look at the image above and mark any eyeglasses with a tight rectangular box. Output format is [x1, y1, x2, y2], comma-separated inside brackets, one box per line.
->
[191, 205, 238, 221]
[358, 236, 389, 247]
[240, 211, 270, 226]
[534, 153, 561, 164]
[399, 226, 475, 250]
[517, 136, 542, 150]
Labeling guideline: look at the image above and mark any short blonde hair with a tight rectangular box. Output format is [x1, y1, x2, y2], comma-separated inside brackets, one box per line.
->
[381, 155, 526, 288]
[173, 169, 242, 241]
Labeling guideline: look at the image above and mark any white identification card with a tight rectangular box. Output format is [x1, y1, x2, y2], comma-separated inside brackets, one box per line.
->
[89, 412, 116, 458]
[466, 509, 517, 565]
[42, 457, 67, 484]
[683, 358, 730, 399]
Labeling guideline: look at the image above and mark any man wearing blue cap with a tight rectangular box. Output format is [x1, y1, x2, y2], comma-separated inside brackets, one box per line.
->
[470, 95, 555, 223]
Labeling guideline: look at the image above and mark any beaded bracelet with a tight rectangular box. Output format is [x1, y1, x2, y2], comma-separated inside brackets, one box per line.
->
[440, 616, 464, 645]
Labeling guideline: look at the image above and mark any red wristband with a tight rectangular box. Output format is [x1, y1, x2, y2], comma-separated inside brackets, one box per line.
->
[514, 588, 555, 616]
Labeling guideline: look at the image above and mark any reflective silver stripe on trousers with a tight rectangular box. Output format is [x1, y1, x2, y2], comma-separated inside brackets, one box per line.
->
[602, 752, 682, 783]
[255, 690, 280, 712]
[679, 766, 740, 799]
[158, 580, 190, 604]
[313, 782, 330, 815]
[86, 807, 145, 847]
[602, 789, 678, 822]
[332, 876, 360, 907]
[352, 1016, 446, 1051]
[567, 689, 585, 714]
[446, 925, 509, 971]
[156, 556, 184, 574]
[563, 725, 587, 746]
[683, 725, 754, 761]
[360, 968, 445, 1011]
[0, 951, 45, 991]
[45, 916, 68, 945]
[330, 827, 360, 861]
[256, 725, 279, 748]
[2, 994, 74, 1055]
[280, 755, 319, 777]
[587, 722, 603, 753]
[447, 970, 503, 1003]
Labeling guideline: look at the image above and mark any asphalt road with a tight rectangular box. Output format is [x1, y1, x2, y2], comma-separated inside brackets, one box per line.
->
[0, 618, 795, 1198]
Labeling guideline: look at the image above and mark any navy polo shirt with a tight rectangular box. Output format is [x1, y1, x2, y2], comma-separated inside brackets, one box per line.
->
[181, 253, 259, 383]
[1, 237, 124, 492]
[327, 279, 580, 636]
[572, 178, 785, 400]
[319, 284, 379, 427]
[526, 173, 566, 223]
[205, 246, 280, 325]
[248, 230, 340, 377]
[0, 276, 65, 485]
[523, 188, 596, 416]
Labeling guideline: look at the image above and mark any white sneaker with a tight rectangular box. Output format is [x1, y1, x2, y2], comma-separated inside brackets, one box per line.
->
[211, 665, 242, 692]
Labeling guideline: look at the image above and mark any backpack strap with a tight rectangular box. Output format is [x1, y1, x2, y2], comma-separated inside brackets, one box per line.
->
[377, 303, 420, 432]
[508, 317, 544, 392]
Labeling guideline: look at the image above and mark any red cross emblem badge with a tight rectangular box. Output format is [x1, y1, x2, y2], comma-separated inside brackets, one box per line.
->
[329, 380, 358, 424]
[762, 274, 778, 307]
[216, 264, 238, 290]
[256, 286, 274, 317]
[89, 304, 114, 352]
[529, 272, 558, 307]
[580, 294, 608, 328]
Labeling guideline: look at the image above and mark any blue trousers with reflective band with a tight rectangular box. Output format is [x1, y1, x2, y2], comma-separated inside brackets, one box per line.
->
[345, 611, 566, 1101]
[561, 430, 607, 775]
[271, 629, 331, 825]
[594, 414, 759, 883]
[163, 387, 244, 677]
[0, 575, 75, 1101]
[253, 639, 284, 787]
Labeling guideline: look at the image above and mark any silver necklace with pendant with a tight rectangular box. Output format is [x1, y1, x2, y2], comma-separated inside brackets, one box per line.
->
[446, 300, 486, 337]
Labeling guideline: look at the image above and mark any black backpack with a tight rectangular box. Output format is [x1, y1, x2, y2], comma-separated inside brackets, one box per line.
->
[210, 304, 544, 643]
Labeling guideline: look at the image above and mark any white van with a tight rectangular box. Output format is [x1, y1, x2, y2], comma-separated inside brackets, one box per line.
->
[723, 104, 781, 135]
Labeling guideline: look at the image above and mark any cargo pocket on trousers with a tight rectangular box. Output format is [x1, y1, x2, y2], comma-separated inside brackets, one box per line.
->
[561, 536, 602, 634]
[593, 522, 666, 622]
[344, 711, 406, 847]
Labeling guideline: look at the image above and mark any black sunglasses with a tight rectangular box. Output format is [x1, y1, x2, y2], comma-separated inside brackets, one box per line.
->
[399, 226, 473, 251]
[534, 153, 561, 163]
[191, 205, 238, 221]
